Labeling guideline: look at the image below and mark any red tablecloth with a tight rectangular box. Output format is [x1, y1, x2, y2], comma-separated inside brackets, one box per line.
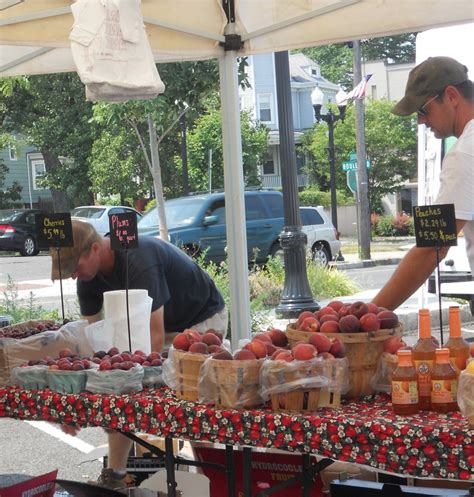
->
[0, 386, 472, 480]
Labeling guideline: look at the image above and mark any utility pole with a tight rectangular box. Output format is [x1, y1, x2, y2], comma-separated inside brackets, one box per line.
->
[352, 40, 371, 260]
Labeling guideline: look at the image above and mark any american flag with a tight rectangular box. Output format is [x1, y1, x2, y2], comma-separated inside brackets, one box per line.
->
[339, 74, 372, 103]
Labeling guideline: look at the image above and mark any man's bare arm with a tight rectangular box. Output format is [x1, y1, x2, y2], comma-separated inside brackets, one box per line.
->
[150, 306, 165, 352]
[372, 219, 466, 310]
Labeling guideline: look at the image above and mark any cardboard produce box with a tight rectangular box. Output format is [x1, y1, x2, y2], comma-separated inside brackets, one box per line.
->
[0, 320, 93, 386]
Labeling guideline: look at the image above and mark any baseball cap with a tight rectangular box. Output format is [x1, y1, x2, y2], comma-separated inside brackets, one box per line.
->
[393, 56, 469, 116]
[50, 220, 100, 280]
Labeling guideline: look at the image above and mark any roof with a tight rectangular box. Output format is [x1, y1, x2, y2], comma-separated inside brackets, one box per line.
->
[289, 53, 340, 91]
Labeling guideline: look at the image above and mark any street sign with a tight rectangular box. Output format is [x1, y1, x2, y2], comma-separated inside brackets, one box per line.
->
[346, 169, 357, 195]
[342, 160, 371, 171]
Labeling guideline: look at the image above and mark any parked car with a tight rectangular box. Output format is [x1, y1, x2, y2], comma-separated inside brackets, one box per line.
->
[71, 205, 143, 237]
[138, 190, 340, 265]
[0, 209, 47, 256]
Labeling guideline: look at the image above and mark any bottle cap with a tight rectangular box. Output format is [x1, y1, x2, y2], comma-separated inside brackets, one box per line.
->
[449, 306, 461, 337]
[418, 309, 431, 338]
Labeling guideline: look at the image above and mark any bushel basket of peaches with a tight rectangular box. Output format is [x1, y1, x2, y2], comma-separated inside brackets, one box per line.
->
[287, 301, 403, 398]
[162, 328, 228, 402]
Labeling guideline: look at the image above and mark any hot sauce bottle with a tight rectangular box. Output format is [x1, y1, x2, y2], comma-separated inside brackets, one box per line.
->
[412, 309, 437, 410]
[431, 348, 459, 413]
[446, 306, 470, 376]
[391, 350, 419, 415]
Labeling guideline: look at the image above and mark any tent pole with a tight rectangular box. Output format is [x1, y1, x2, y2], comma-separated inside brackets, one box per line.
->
[219, 48, 252, 349]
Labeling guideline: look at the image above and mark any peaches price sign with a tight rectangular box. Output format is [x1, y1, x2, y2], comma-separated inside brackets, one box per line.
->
[413, 204, 457, 248]
[36, 213, 73, 248]
[109, 211, 138, 250]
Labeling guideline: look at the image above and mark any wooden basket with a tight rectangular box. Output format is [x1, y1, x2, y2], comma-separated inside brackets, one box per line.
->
[172, 349, 208, 402]
[287, 323, 403, 398]
[207, 358, 263, 408]
[265, 359, 343, 413]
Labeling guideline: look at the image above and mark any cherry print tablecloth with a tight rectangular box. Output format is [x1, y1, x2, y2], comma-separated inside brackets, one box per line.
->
[0, 386, 472, 480]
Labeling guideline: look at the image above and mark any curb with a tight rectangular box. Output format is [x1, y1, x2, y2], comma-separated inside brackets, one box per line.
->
[330, 257, 403, 270]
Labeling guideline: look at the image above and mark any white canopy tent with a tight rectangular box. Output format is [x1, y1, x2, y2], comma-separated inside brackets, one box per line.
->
[1, 1, 473, 348]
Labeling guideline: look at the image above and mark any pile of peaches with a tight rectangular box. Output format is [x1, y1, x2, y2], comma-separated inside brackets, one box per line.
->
[172, 327, 346, 361]
[296, 300, 399, 334]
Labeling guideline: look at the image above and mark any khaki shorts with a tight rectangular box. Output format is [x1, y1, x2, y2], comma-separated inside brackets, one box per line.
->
[164, 307, 228, 350]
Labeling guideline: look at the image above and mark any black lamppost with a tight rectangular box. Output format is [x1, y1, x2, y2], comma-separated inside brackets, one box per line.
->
[311, 87, 346, 262]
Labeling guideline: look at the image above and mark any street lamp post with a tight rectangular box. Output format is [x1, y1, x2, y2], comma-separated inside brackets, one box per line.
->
[311, 87, 346, 262]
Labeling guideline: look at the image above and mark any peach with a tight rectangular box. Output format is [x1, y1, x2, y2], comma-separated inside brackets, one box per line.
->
[274, 350, 294, 362]
[189, 342, 209, 354]
[111, 354, 124, 364]
[317, 307, 338, 320]
[150, 358, 162, 366]
[297, 311, 316, 326]
[148, 352, 161, 361]
[121, 352, 132, 362]
[359, 313, 380, 333]
[208, 345, 224, 354]
[271, 348, 286, 360]
[300, 316, 320, 333]
[338, 315, 361, 333]
[318, 352, 335, 359]
[327, 300, 344, 312]
[234, 349, 257, 360]
[367, 302, 379, 314]
[108, 347, 120, 356]
[377, 310, 398, 329]
[59, 348, 74, 358]
[265, 343, 278, 357]
[383, 335, 406, 354]
[268, 328, 288, 347]
[338, 304, 352, 318]
[329, 338, 346, 358]
[308, 333, 332, 353]
[253, 333, 272, 344]
[292, 343, 318, 361]
[470, 342, 474, 358]
[183, 329, 202, 344]
[319, 314, 339, 324]
[201, 332, 222, 346]
[320, 320, 340, 334]
[131, 354, 145, 364]
[212, 350, 233, 360]
[173, 333, 191, 351]
[350, 301, 369, 319]
[245, 340, 268, 359]
[206, 328, 224, 341]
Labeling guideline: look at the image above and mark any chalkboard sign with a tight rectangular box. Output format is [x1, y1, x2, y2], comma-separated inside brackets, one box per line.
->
[36, 213, 73, 248]
[413, 204, 457, 248]
[109, 212, 139, 250]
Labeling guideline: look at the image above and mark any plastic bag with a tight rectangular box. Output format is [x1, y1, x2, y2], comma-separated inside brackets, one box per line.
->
[46, 369, 87, 394]
[259, 357, 350, 400]
[370, 352, 398, 393]
[85, 365, 144, 394]
[10, 365, 49, 390]
[142, 365, 164, 388]
[457, 368, 474, 427]
[0, 320, 92, 386]
[198, 354, 264, 408]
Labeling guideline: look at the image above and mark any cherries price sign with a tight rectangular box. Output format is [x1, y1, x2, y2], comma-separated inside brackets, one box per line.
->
[413, 204, 457, 248]
[36, 213, 73, 248]
[109, 211, 139, 250]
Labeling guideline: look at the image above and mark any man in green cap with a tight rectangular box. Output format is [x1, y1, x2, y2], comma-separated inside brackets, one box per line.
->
[373, 56, 474, 310]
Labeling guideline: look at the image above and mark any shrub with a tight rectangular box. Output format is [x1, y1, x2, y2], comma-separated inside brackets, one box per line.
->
[374, 215, 396, 236]
[299, 187, 352, 208]
[392, 212, 414, 236]
[370, 212, 381, 231]
[373, 213, 415, 237]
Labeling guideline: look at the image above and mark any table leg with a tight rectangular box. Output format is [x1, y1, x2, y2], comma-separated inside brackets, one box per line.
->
[165, 437, 178, 497]
[226, 445, 236, 497]
[243, 447, 252, 497]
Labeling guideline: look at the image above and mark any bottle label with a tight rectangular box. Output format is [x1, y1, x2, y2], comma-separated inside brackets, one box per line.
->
[392, 380, 418, 405]
[431, 378, 458, 403]
[414, 360, 433, 396]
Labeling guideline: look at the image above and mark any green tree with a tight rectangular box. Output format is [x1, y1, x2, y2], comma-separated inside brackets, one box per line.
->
[302, 100, 417, 212]
[0, 160, 22, 208]
[297, 34, 415, 90]
[0, 73, 97, 210]
[186, 108, 269, 191]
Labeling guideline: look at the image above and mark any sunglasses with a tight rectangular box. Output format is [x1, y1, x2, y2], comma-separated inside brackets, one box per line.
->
[417, 93, 440, 117]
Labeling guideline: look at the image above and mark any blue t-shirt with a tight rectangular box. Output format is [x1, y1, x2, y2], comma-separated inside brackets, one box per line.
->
[77, 237, 225, 333]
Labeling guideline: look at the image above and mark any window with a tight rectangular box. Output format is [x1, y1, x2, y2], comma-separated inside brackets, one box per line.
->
[245, 195, 266, 221]
[207, 201, 226, 224]
[264, 194, 284, 218]
[258, 94, 273, 123]
[300, 208, 324, 226]
[9, 145, 17, 161]
[371, 85, 377, 99]
[262, 151, 275, 175]
[31, 159, 46, 190]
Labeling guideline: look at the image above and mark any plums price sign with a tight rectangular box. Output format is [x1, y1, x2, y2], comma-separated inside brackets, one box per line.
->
[109, 212, 139, 251]
[413, 204, 457, 248]
[36, 213, 73, 248]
